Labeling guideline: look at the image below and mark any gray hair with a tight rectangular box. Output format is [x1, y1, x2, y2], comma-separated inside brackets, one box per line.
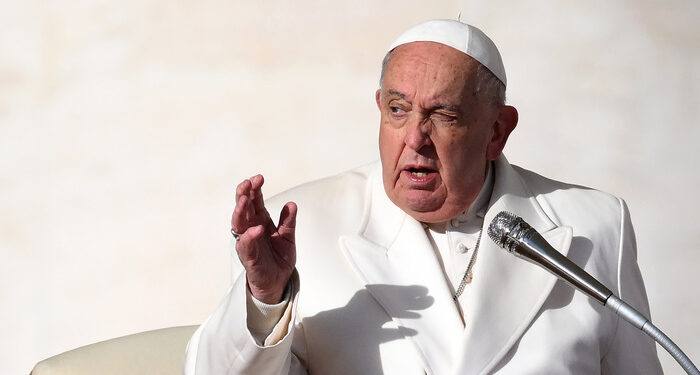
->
[379, 50, 506, 107]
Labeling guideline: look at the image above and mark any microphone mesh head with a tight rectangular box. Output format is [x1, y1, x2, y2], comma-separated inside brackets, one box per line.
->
[487, 211, 518, 249]
[488, 211, 535, 253]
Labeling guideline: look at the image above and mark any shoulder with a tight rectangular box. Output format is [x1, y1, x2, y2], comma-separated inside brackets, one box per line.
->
[509, 162, 639, 295]
[267, 162, 375, 209]
[265, 162, 378, 230]
[512, 163, 625, 229]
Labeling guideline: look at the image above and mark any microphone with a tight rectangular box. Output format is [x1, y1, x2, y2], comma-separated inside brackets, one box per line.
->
[487, 211, 699, 375]
[487, 211, 612, 304]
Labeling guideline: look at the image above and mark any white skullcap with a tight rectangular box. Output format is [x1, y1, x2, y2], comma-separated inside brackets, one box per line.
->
[388, 19, 507, 86]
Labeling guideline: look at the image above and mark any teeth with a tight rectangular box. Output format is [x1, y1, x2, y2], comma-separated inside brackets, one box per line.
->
[411, 172, 428, 177]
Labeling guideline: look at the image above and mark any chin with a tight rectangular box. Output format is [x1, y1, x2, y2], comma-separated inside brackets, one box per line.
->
[399, 197, 452, 223]
[385, 185, 455, 222]
[401, 195, 472, 223]
[406, 209, 451, 224]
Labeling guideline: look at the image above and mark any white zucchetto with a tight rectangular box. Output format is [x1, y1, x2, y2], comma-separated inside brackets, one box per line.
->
[388, 19, 507, 86]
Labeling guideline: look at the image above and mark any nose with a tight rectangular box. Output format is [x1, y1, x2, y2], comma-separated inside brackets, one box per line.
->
[404, 116, 432, 151]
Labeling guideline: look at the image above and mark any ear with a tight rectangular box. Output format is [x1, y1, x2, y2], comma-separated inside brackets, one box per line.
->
[485, 105, 518, 161]
[375, 89, 382, 110]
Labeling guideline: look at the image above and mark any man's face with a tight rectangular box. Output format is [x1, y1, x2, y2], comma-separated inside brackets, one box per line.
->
[377, 41, 510, 223]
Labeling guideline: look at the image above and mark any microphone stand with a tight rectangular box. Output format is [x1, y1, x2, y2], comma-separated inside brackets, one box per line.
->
[605, 295, 698, 375]
[488, 211, 699, 375]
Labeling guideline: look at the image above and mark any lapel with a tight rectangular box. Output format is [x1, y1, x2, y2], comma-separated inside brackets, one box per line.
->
[454, 155, 573, 374]
[339, 156, 573, 375]
[339, 165, 463, 375]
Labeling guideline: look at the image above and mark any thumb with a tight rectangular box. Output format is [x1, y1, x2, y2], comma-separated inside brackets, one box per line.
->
[235, 225, 266, 263]
[277, 201, 297, 243]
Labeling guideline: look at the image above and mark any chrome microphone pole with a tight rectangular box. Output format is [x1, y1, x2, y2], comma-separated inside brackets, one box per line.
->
[488, 211, 699, 375]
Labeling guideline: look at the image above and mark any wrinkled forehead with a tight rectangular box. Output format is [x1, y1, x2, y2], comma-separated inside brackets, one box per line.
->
[388, 19, 506, 87]
[386, 42, 479, 89]
[382, 42, 485, 111]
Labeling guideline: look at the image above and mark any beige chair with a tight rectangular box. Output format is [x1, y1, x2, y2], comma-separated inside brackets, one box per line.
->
[31, 325, 198, 375]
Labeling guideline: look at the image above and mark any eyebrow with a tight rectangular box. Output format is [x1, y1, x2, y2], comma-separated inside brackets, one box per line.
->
[386, 89, 405, 99]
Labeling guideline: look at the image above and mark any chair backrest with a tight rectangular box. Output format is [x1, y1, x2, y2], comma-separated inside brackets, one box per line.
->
[31, 325, 199, 375]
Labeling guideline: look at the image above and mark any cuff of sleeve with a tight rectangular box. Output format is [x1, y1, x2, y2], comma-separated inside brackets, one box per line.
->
[246, 277, 294, 345]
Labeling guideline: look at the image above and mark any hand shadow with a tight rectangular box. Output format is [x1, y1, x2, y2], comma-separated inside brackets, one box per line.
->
[300, 284, 434, 374]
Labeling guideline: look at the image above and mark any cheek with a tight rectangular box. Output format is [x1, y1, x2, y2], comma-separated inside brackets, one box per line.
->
[436, 132, 484, 183]
[434, 130, 464, 164]
[379, 123, 402, 195]
[378, 122, 403, 165]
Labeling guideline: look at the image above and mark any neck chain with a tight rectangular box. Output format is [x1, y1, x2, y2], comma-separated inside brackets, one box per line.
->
[453, 229, 484, 301]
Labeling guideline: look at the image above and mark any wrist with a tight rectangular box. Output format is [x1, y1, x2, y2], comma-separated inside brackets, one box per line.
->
[247, 281, 286, 304]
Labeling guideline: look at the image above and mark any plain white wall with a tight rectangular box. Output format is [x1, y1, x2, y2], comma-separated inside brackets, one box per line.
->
[1, 1, 698, 373]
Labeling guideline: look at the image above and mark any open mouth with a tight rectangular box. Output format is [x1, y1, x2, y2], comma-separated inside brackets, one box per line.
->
[407, 167, 436, 177]
[403, 166, 439, 183]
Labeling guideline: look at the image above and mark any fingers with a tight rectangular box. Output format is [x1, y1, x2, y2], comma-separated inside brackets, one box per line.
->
[231, 194, 249, 233]
[233, 179, 251, 230]
[232, 174, 268, 232]
[234, 175, 263, 213]
[235, 178, 252, 209]
[249, 174, 266, 214]
[277, 201, 297, 244]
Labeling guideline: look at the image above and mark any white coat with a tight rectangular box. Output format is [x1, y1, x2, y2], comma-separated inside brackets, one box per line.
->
[184, 155, 662, 374]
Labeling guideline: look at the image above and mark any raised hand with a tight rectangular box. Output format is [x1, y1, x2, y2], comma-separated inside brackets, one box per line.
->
[232, 175, 297, 304]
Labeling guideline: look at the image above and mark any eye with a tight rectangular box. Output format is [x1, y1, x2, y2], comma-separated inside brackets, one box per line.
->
[430, 112, 458, 124]
[390, 106, 405, 114]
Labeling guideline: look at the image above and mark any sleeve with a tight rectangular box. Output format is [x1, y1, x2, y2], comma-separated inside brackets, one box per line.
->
[600, 199, 663, 374]
[247, 286, 292, 345]
[183, 269, 308, 375]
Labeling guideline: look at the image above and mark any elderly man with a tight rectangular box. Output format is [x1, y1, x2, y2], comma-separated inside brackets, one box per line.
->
[184, 20, 662, 374]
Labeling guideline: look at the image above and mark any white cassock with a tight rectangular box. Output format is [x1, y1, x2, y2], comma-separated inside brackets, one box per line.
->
[183, 154, 662, 374]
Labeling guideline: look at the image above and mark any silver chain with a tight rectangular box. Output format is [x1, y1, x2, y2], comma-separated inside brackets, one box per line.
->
[453, 229, 484, 301]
